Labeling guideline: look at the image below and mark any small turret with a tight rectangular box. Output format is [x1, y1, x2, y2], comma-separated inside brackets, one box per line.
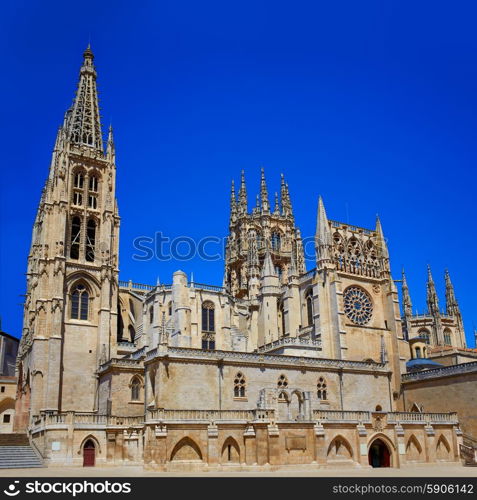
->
[401, 269, 413, 340]
[426, 265, 439, 315]
[315, 196, 332, 268]
[238, 170, 247, 215]
[106, 125, 115, 161]
[229, 180, 237, 224]
[444, 269, 460, 316]
[260, 167, 269, 213]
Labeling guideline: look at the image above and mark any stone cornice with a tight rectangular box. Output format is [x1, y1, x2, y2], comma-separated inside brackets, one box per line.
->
[145, 346, 390, 375]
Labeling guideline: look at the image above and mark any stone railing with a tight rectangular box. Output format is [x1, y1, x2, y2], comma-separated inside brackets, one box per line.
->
[74, 413, 107, 425]
[128, 346, 147, 360]
[298, 325, 315, 337]
[163, 347, 388, 372]
[387, 412, 458, 424]
[117, 341, 137, 350]
[402, 361, 477, 382]
[189, 283, 225, 293]
[31, 412, 144, 431]
[314, 410, 371, 423]
[118, 280, 155, 291]
[299, 268, 316, 282]
[99, 357, 144, 373]
[147, 408, 273, 422]
[313, 410, 458, 425]
[256, 336, 322, 353]
[329, 220, 373, 235]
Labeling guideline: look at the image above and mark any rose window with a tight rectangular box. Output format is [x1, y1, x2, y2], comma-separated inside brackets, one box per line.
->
[343, 286, 373, 325]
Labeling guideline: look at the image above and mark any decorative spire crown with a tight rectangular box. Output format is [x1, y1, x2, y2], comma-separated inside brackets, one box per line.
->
[67, 46, 103, 152]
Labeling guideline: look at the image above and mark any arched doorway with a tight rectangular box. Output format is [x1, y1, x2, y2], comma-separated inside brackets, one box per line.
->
[83, 439, 96, 467]
[368, 439, 390, 468]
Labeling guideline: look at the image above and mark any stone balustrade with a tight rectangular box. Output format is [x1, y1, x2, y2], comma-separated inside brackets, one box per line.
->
[387, 411, 458, 424]
[30, 411, 144, 431]
[118, 280, 155, 291]
[256, 336, 322, 353]
[402, 361, 477, 382]
[147, 408, 273, 422]
[313, 410, 371, 423]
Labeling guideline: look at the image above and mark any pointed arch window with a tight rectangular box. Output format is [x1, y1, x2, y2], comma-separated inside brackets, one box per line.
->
[131, 377, 141, 401]
[71, 284, 89, 320]
[305, 288, 314, 326]
[74, 172, 84, 189]
[201, 301, 215, 332]
[149, 306, 154, 325]
[70, 216, 81, 260]
[89, 175, 99, 192]
[443, 329, 452, 346]
[234, 372, 246, 398]
[271, 232, 281, 251]
[73, 192, 83, 206]
[85, 219, 96, 262]
[317, 377, 327, 400]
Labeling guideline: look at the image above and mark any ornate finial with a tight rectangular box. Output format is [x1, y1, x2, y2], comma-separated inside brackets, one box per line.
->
[230, 179, 237, 221]
[260, 167, 269, 212]
[83, 44, 94, 59]
[68, 46, 102, 151]
[274, 192, 280, 214]
[238, 169, 247, 214]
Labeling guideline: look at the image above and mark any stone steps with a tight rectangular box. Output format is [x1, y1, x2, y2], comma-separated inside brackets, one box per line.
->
[0, 436, 44, 469]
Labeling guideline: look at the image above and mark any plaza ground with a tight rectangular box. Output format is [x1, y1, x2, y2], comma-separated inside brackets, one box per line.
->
[0, 463, 475, 477]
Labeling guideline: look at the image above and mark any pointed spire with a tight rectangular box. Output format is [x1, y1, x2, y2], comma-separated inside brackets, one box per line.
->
[445, 269, 460, 316]
[261, 247, 277, 278]
[274, 192, 280, 214]
[315, 196, 332, 267]
[401, 268, 413, 340]
[260, 167, 269, 212]
[238, 170, 247, 215]
[402, 268, 413, 313]
[375, 215, 389, 259]
[426, 265, 440, 315]
[67, 46, 103, 152]
[106, 124, 115, 160]
[229, 179, 237, 222]
[295, 228, 306, 274]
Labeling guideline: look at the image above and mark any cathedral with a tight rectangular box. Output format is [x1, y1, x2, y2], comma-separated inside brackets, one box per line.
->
[13, 47, 471, 470]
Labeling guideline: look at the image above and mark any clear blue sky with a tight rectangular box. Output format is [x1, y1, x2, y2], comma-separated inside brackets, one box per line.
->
[1, 0, 476, 344]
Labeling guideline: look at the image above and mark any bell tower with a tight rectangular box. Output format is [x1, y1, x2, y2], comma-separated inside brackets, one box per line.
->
[15, 47, 120, 429]
[225, 169, 306, 299]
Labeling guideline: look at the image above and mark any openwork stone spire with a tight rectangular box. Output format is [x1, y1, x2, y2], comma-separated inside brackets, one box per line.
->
[68, 45, 103, 151]
[260, 167, 269, 213]
[238, 170, 247, 215]
[426, 265, 439, 315]
[315, 196, 332, 267]
[401, 269, 413, 316]
[445, 269, 460, 316]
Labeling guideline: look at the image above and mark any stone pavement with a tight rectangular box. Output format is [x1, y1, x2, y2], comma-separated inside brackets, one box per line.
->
[0, 463, 475, 477]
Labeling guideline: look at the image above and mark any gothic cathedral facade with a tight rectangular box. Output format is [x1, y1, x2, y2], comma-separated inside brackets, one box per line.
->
[14, 48, 467, 470]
